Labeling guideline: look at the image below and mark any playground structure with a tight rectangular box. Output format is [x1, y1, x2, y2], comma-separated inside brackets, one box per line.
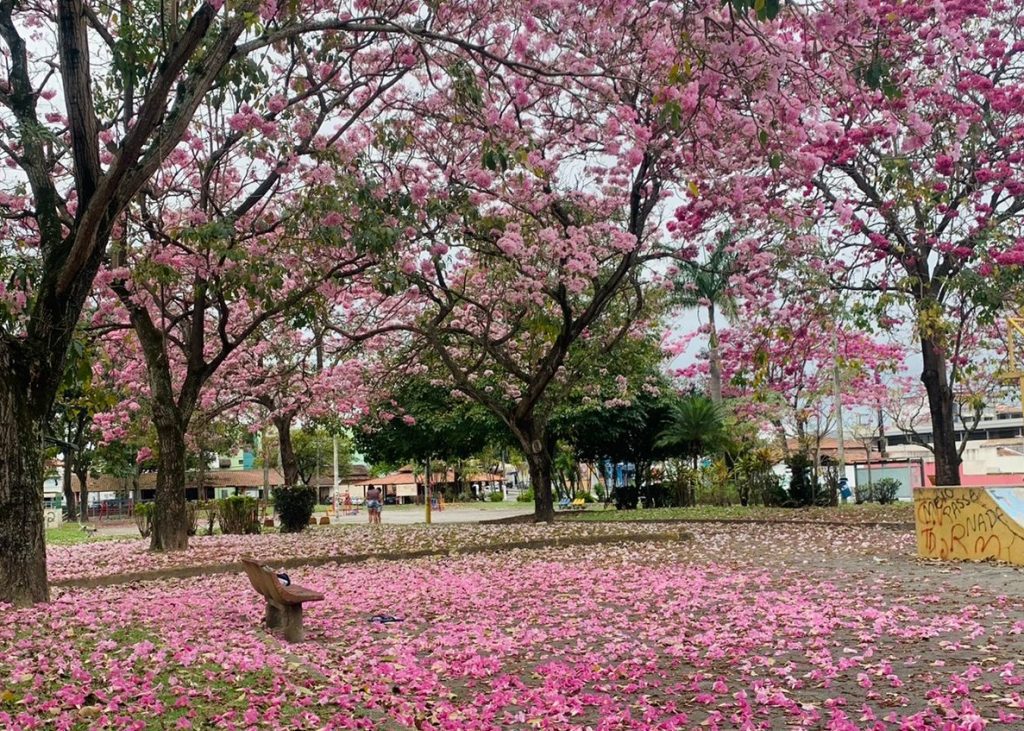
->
[914, 486, 1024, 565]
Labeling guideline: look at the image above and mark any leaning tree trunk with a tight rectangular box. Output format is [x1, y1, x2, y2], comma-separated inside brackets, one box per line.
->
[0, 376, 49, 605]
[921, 332, 961, 486]
[274, 414, 299, 486]
[151, 416, 190, 551]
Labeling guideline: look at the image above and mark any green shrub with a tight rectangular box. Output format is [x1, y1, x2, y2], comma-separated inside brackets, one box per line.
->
[487, 490, 505, 502]
[614, 483, 639, 510]
[854, 483, 871, 504]
[577, 491, 596, 503]
[785, 452, 815, 507]
[759, 474, 789, 507]
[218, 496, 260, 535]
[517, 488, 534, 503]
[198, 499, 218, 535]
[872, 478, 901, 504]
[272, 486, 317, 533]
[695, 460, 736, 506]
[134, 502, 153, 538]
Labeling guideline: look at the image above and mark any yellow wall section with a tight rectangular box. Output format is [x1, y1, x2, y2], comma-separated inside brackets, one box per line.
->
[915, 487, 1024, 564]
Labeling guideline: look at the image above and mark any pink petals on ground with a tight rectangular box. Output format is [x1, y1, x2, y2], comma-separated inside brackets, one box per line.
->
[3, 523, 1020, 729]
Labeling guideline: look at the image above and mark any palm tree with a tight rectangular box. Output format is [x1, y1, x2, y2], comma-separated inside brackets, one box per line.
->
[673, 232, 738, 405]
[656, 394, 727, 506]
[656, 394, 727, 468]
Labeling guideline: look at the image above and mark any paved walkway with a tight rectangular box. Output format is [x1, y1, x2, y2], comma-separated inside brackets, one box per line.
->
[73, 503, 537, 538]
[326, 503, 533, 525]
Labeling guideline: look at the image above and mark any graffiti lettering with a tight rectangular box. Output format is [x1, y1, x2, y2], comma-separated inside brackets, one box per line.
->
[915, 487, 1024, 565]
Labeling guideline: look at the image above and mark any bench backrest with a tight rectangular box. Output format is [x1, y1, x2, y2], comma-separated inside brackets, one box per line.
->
[240, 557, 285, 603]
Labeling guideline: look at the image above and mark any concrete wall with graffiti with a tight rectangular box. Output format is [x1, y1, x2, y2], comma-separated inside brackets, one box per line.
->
[914, 487, 1024, 564]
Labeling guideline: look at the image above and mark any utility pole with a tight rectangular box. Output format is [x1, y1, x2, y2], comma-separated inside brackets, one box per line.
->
[261, 426, 269, 501]
[832, 333, 846, 506]
[332, 435, 339, 516]
[425, 456, 433, 525]
[877, 406, 888, 460]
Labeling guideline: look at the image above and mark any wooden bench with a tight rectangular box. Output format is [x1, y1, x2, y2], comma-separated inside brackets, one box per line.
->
[570, 498, 586, 510]
[240, 557, 324, 642]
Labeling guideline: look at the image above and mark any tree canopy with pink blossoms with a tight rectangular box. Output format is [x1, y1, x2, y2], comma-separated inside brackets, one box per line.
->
[2, 0, 708, 604]
[347, 1, 807, 519]
[6, 0, 1024, 608]
[782, 0, 1024, 486]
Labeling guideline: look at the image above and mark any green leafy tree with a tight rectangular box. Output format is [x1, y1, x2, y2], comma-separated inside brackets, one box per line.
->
[553, 388, 678, 505]
[291, 428, 353, 487]
[355, 379, 506, 468]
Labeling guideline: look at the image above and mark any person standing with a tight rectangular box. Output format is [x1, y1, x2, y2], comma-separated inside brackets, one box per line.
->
[366, 486, 383, 525]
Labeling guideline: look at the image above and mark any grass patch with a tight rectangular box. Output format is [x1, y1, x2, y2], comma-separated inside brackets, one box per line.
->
[45, 524, 132, 545]
[562, 503, 915, 524]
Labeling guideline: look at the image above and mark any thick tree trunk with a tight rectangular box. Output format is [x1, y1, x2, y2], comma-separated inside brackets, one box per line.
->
[516, 419, 554, 522]
[0, 377, 49, 605]
[151, 418, 190, 551]
[526, 451, 555, 523]
[921, 333, 960, 486]
[275, 415, 299, 486]
[708, 305, 723, 405]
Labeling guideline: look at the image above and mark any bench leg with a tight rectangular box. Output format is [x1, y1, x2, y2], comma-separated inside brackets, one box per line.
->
[265, 602, 283, 629]
[282, 604, 305, 642]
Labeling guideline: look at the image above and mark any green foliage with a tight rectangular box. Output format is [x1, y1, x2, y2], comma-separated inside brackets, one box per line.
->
[695, 459, 735, 506]
[665, 463, 698, 507]
[671, 231, 739, 318]
[487, 490, 505, 502]
[656, 394, 727, 466]
[198, 500, 218, 536]
[853, 51, 901, 99]
[272, 486, 317, 533]
[516, 488, 534, 503]
[290, 428, 352, 485]
[868, 478, 901, 505]
[355, 378, 505, 465]
[785, 451, 815, 507]
[555, 390, 677, 470]
[447, 60, 484, 108]
[722, 0, 781, 22]
[730, 443, 785, 506]
[218, 496, 260, 535]
[614, 482, 639, 510]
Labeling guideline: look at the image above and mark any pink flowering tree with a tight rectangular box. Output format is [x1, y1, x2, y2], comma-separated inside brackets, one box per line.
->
[784, 0, 1024, 485]
[229, 323, 368, 488]
[0, 0, 612, 602]
[345, 4, 805, 520]
[99, 173, 381, 550]
[707, 298, 905, 460]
